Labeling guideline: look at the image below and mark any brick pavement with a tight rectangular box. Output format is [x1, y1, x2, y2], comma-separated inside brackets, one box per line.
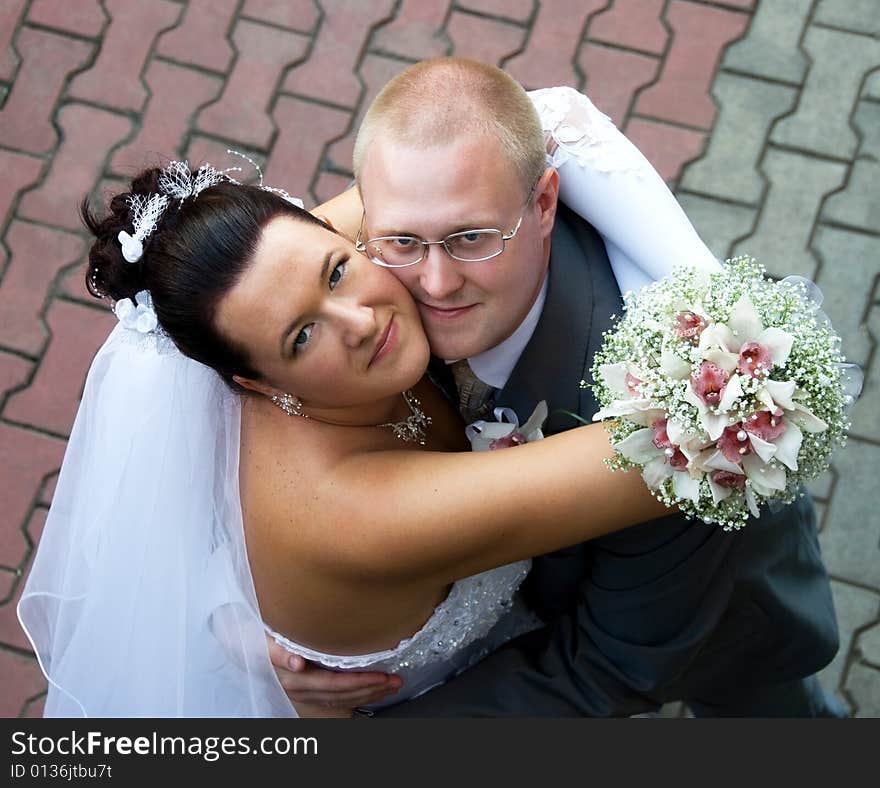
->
[1, 0, 877, 718]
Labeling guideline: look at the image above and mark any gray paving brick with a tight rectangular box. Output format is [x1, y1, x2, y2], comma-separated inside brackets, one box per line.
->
[812, 225, 877, 368]
[863, 71, 880, 101]
[680, 73, 796, 205]
[845, 661, 880, 717]
[846, 300, 878, 442]
[807, 469, 834, 501]
[819, 436, 880, 590]
[722, 0, 810, 84]
[815, 0, 880, 36]
[732, 149, 847, 278]
[771, 26, 880, 159]
[857, 621, 880, 667]
[821, 100, 880, 233]
[675, 193, 756, 261]
[819, 580, 880, 693]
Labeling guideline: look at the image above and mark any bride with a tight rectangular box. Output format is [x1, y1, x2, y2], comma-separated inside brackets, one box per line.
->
[17, 80, 716, 718]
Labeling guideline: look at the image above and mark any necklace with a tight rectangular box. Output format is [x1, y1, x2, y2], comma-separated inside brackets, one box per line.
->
[271, 389, 432, 445]
[378, 390, 432, 446]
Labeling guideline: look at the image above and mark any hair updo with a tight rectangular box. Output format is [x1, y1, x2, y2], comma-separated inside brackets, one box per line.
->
[82, 166, 328, 390]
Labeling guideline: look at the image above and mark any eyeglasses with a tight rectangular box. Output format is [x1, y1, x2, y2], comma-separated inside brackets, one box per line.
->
[355, 188, 535, 268]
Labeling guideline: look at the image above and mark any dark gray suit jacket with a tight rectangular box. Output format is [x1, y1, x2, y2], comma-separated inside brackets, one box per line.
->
[381, 204, 839, 716]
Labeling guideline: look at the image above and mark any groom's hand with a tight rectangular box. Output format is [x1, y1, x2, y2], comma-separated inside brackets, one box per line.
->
[267, 637, 403, 712]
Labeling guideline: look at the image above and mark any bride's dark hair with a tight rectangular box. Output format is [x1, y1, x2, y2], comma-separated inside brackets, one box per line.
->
[82, 166, 329, 390]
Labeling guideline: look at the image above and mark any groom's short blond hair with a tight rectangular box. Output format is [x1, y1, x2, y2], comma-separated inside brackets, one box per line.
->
[353, 57, 547, 196]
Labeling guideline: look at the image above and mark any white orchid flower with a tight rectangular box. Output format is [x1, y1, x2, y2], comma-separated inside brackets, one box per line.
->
[592, 362, 665, 426]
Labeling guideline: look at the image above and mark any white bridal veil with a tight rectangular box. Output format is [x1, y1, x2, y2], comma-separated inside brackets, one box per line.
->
[17, 325, 295, 716]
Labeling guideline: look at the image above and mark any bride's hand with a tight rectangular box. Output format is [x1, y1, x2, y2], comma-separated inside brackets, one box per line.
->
[266, 636, 404, 713]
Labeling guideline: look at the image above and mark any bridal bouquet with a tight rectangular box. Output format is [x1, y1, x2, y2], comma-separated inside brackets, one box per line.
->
[590, 256, 860, 530]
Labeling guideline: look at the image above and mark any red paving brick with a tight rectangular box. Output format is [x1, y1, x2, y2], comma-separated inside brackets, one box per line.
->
[636, 0, 750, 129]
[589, 0, 668, 55]
[156, 0, 238, 73]
[68, 0, 181, 112]
[0, 148, 44, 229]
[624, 117, 707, 184]
[267, 96, 352, 205]
[579, 43, 660, 127]
[0, 649, 47, 718]
[0, 27, 93, 155]
[0, 223, 86, 356]
[4, 300, 115, 436]
[283, 0, 396, 108]
[242, 0, 319, 33]
[27, 0, 106, 38]
[445, 10, 526, 69]
[0, 0, 27, 81]
[458, 0, 532, 24]
[371, 0, 451, 61]
[505, 0, 606, 90]
[0, 351, 32, 401]
[17, 103, 132, 231]
[196, 19, 308, 148]
[110, 60, 223, 175]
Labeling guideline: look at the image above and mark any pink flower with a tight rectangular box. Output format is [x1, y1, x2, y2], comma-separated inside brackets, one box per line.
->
[625, 372, 643, 395]
[691, 362, 729, 408]
[744, 408, 786, 442]
[489, 432, 527, 450]
[738, 341, 774, 379]
[718, 423, 753, 464]
[651, 418, 688, 470]
[712, 470, 746, 490]
[674, 310, 707, 343]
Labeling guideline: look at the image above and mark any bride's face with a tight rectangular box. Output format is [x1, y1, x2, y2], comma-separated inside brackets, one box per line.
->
[216, 215, 430, 411]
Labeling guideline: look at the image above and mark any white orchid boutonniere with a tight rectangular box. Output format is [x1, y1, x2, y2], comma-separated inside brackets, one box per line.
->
[466, 401, 549, 452]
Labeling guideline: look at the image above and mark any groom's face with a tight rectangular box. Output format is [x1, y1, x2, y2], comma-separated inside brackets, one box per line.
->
[359, 135, 557, 361]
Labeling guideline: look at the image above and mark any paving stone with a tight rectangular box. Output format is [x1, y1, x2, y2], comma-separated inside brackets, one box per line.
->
[722, 0, 810, 84]
[324, 53, 409, 175]
[821, 101, 880, 234]
[0, 148, 43, 229]
[27, 0, 105, 38]
[445, 8, 526, 65]
[674, 193, 756, 261]
[283, 0, 394, 108]
[505, 0, 606, 90]
[4, 299, 115, 437]
[770, 26, 880, 160]
[22, 694, 46, 717]
[39, 471, 58, 507]
[370, 0, 451, 61]
[815, 0, 880, 36]
[0, 568, 16, 601]
[0, 27, 93, 155]
[17, 103, 132, 232]
[845, 661, 880, 717]
[0, 0, 27, 81]
[819, 437, 880, 591]
[196, 19, 308, 148]
[732, 148, 846, 279]
[0, 509, 46, 656]
[312, 171, 356, 208]
[636, 0, 749, 129]
[863, 71, 880, 101]
[68, 0, 181, 112]
[185, 136, 259, 175]
[679, 73, 797, 205]
[811, 225, 877, 368]
[577, 43, 659, 127]
[156, 0, 237, 73]
[588, 0, 667, 56]
[0, 424, 61, 571]
[0, 649, 46, 717]
[266, 96, 351, 208]
[857, 621, 880, 667]
[623, 118, 706, 186]
[242, 0, 319, 32]
[806, 468, 835, 502]
[0, 222, 86, 356]
[818, 580, 879, 693]
[0, 351, 31, 403]
[842, 298, 879, 442]
[110, 60, 223, 175]
[457, 0, 532, 23]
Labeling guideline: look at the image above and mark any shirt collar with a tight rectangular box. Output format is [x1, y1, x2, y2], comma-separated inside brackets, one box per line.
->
[452, 272, 549, 390]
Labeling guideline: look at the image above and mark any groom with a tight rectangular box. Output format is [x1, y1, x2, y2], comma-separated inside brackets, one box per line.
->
[274, 58, 843, 716]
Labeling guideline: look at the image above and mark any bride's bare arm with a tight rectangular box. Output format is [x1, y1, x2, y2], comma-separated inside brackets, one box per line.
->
[272, 421, 668, 588]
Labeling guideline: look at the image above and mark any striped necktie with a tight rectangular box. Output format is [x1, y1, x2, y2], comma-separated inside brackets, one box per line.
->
[450, 359, 496, 423]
